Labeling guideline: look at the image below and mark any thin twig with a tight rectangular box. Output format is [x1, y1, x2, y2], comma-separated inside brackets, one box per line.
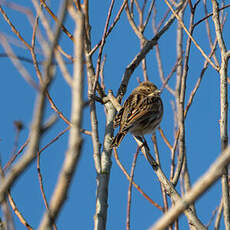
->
[0, 73, 49, 203]
[206, 205, 219, 228]
[113, 148, 163, 211]
[93, 0, 115, 93]
[8, 193, 33, 230]
[214, 198, 223, 230]
[193, 4, 230, 28]
[4, 139, 29, 171]
[37, 143, 58, 230]
[0, 34, 39, 90]
[164, 0, 218, 71]
[143, 0, 155, 31]
[117, 1, 185, 101]
[156, 8, 170, 32]
[172, 6, 197, 186]
[0, 165, 15, 230]
[158, 128, 172, 150]
[125, 2, 147, 42]
[36, 127, 70, 230]
[0, 5, 31, 49]
[11, 121, 24, 159]
[100, 55, 106, 91]
[152, 7, 175, 96]
[89, 0, 128, 56]
[184, 38, 218, 118]
[40, 0, 73, 41]
[203, 0, 219, 66]
[126, 148, 139, 230]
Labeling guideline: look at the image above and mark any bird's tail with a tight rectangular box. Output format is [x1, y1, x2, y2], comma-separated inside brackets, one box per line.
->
[111, 132, 126, 147]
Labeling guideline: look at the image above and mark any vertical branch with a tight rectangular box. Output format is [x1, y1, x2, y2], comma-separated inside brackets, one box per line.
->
[179, 2, 197, 203]
[83, 0, 102, 177]
[139, 2, 148, 81]
[38, 6, 84, 230]
[0, 165, 15, 230]
[214, 199, 223, 230]
[211, 1, 230, 229]
[93, 0, 115, 92]
[152, 7, 175, 96]
[203, 0, 219, 66]
[83, 1, 110, 229]
[170, 4, 185, 182]
[172, 4, 201, 228]
[126, 149, 139, 230]
[173, 2, 200, 189]
[94, 101, 116, 230]
[172, 4, 185, 185]
[83, 2, 115, 230]
[83, 2, 107, 229]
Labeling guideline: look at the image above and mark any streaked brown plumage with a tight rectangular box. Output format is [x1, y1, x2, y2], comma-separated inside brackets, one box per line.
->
[111, 81, 163, 147]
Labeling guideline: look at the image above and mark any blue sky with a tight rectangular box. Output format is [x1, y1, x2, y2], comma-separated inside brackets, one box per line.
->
[0, 1, 229, 229]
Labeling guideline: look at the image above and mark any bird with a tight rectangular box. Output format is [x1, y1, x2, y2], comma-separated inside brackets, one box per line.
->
[111, 81, 163, 147]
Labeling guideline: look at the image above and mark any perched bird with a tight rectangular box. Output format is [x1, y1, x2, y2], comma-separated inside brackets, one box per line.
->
[111, 81, 163, 147]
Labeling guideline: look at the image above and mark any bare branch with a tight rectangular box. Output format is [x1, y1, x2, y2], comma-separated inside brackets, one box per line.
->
[214, 199, 223, 230]
[0, 78, 49, 203]
[134, 137, 206, 230]
[149, 145, 230, 230]
[164, 0, 218, 71]
[40, 0, 73, 41]
[211, 1, 230, 228]
[0, 34, 39, 90]
[0, 5, 31, 49]
[117, 1, 185, 101]
[126, 148, 139, 230]
[113, 148, 163, 211]
[93, 0, 115, 93]
[38, 5, 84, 230]
[90, 0, 128, 56]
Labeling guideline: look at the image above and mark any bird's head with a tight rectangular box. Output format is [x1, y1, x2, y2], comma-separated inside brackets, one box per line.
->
[133, 81, 160, 96]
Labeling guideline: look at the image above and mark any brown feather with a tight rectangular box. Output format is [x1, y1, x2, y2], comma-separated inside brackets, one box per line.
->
[111, 81, 163, 147]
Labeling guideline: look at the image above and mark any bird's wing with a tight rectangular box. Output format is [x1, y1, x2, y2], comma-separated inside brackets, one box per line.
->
[120, 96, 161, 132]
[113, 107, 124, 128]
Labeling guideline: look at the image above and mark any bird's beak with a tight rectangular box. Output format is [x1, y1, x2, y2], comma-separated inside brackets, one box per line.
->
[155, 89, 161, 95]
[149, 89, 161, 97]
